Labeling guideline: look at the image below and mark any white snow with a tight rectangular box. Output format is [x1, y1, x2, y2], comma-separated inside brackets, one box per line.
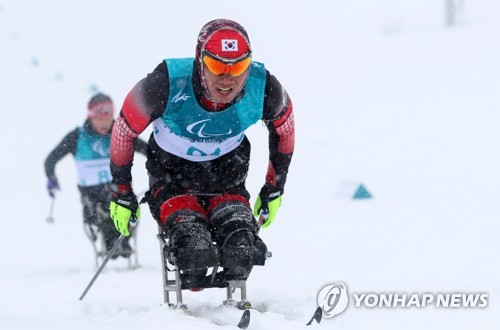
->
[1, 0, 499, 329]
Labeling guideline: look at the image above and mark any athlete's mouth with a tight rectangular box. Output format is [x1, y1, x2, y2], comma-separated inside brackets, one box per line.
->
[217, 87, 232, 95]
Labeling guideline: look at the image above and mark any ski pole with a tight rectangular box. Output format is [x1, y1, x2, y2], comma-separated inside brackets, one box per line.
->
[79, 217, 137, 300]
[46, 198, 55, 223]
[79, 234, 125, 301]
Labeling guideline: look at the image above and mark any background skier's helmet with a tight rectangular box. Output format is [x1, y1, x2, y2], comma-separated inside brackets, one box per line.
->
[195, 19, 252, 99]
[87, 92, 114, 118]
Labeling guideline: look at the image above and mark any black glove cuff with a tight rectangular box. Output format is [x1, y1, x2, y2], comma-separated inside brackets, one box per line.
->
[112, 190, 138, 211]
[259, 183, 284, 203]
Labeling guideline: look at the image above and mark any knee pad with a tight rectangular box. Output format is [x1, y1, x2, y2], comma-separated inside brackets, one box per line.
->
[160, 195, 207, 227]
[159, 195, 211, 248]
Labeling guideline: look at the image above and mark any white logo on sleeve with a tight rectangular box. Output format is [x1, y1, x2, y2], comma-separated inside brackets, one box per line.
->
[317, 283, 349, 318]
[222, 39, 238, 51]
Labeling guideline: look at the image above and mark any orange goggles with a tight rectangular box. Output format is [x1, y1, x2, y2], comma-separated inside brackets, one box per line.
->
[202, 52, 252, 77]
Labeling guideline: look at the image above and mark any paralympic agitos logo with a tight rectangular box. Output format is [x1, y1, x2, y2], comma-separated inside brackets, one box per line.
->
[186, 119, 233, 138]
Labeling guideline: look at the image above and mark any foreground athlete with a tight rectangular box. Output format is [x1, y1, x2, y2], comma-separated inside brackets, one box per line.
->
[109, 19, 294, 284]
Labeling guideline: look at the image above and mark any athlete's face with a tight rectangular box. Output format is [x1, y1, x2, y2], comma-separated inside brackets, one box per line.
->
[91, 116, 113, 135]
[203, 64, 249, 104]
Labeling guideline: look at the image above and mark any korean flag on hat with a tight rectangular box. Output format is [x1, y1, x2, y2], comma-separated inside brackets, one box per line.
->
[222, 39, 238, 52]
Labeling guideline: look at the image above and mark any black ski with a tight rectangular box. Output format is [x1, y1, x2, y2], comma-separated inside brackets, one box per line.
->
[237, 309, 251, 329]
[306, 307, 322, 326]
[244, 305, 321, 326]
[181, 306, 250, 328]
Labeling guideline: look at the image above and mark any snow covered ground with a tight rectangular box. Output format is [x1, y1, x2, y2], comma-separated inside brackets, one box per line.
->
[1, 0, 499, 329]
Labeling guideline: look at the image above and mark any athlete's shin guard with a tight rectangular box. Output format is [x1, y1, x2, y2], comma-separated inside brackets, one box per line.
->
[159, 195, 218, 276]
[209, 195, 267, 280]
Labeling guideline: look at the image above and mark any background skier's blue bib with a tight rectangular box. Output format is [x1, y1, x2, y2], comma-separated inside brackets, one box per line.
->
[75, 128, 111, 160]
[74, 128, 111, 186]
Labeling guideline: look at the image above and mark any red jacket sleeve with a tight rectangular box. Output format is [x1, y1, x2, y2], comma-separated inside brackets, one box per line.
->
[110, 62, 169, 190]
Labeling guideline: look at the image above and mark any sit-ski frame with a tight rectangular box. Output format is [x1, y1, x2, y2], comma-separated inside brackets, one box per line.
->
[156, 226, 252, 309]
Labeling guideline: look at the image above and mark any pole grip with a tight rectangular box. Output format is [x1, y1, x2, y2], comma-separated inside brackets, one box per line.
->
[257, 209, 269, 227]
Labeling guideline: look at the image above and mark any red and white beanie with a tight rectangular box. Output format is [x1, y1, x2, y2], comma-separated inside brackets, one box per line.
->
[196, 19, 251, 63]
[87, 93, 114, 119]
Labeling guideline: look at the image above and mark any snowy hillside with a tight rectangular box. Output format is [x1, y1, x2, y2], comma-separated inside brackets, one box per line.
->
[1, 0, 499, 329]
